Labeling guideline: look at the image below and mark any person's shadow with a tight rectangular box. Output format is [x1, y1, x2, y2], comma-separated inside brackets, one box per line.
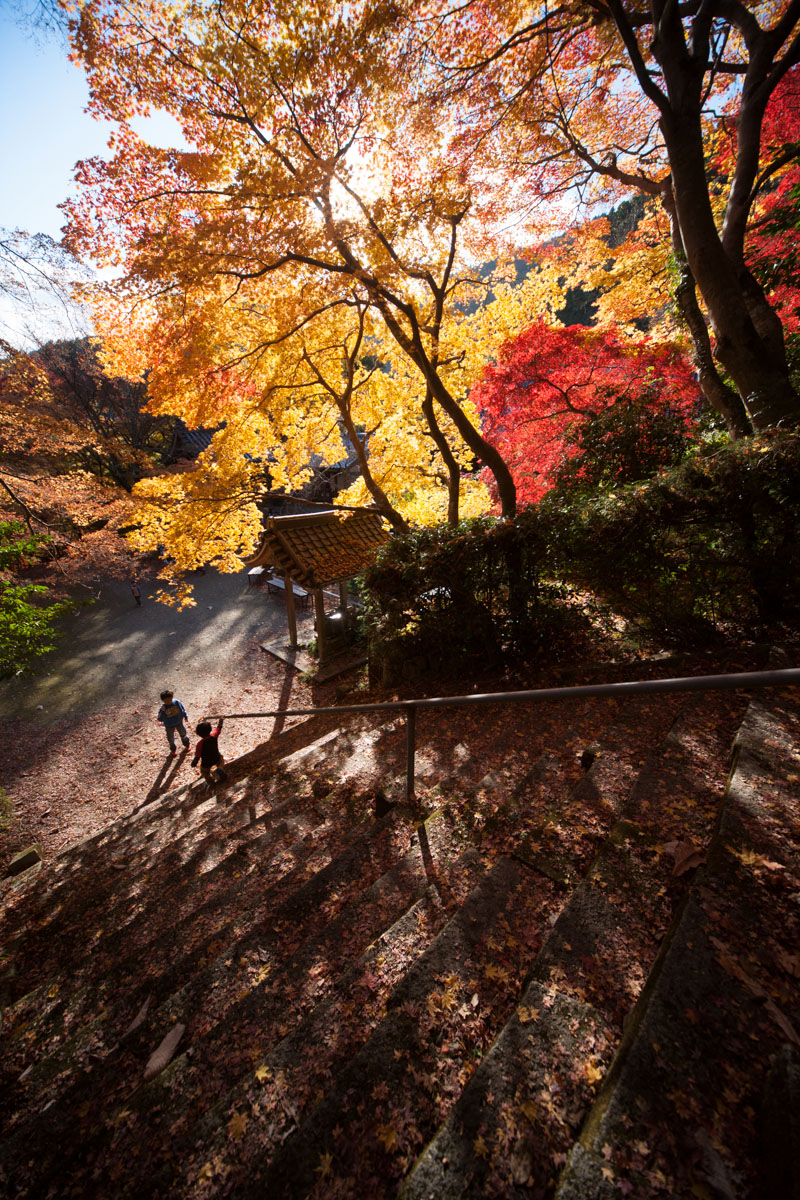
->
[144, 747, 189, 804]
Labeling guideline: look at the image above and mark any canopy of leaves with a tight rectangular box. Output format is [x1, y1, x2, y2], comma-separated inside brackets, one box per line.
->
[397, 0, 800, 431]
[0, 337, 167, 592]
[59, 0, 518, 576]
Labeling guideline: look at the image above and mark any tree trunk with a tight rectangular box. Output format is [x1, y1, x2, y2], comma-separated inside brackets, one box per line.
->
[422, 389, 461, 524]
[424, 365, 517, 516]
[370, 293, 518, 517]
[662, 185, 752, 438]
[334, 396, 409, 534]
[652, 37, 800, 430]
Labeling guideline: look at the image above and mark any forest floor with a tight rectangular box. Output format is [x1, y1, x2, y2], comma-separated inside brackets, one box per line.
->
[0, 569, 332, 864]
[0, 565, 789, 880]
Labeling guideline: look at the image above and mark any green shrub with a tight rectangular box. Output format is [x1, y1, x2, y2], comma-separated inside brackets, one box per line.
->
[541, 429, 800, 633]
[361, 515, 593, 683]
[550, 394, 697, 492]
[0, 521, 75, 677]
[362, 432, 800, 680]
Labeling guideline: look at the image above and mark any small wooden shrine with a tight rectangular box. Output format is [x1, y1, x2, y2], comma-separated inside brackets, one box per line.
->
[245, 509, 388, 660]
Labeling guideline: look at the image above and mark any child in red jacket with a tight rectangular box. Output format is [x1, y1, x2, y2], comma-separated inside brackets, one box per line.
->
[191, 717, 228, 786]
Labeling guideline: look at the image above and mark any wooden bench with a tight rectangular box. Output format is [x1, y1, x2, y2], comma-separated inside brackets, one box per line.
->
[267, 576, 310, 607]
[247, 566, 267, 586]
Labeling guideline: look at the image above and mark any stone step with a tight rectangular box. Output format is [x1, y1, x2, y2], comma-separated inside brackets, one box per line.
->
[3, 767, 370, 1004]
[241, 855, 564, 1198]
[0, 717, 405, 1016]
[1, 797, 414, 1120]
[1, 790, 355, 1058]
[0, 812, 480, 1196]
[466, 689, 689, 891]
[97, 845, 490, 1200]
[0, 719, 379, 941]
[553, 668, 800, 1199]
[396, 686, 751, 1197]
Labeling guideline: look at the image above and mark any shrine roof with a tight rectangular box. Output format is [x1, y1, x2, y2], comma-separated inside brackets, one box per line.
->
[245, 509, 388, 589]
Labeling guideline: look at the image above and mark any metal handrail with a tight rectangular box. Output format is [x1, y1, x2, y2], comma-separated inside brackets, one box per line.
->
[218, 667, 800, 801]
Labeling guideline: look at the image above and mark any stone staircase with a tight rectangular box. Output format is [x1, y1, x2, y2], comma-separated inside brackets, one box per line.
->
[1, 651, 798, 1199]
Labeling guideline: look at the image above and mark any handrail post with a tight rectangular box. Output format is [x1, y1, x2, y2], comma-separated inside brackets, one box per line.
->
[406, 704, 417, 803]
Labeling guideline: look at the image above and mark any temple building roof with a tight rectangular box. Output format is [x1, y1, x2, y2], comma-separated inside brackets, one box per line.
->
[245, 510, 388, 589]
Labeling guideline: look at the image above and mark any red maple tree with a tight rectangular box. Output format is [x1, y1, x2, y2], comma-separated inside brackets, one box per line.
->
[474, 323, 700, 505]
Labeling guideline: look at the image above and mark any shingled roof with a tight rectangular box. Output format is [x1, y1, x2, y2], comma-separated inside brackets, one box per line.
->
[245, 510, 388, 589]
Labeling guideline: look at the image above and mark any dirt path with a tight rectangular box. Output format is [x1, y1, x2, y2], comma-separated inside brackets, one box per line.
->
[0, 570, 320, 863]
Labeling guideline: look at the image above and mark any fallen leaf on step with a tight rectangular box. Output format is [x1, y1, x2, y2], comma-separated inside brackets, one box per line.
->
[315, 1152, 333, 1178]
[377, 1123, 398, 1151]
[229, 1111, 248, 1139]
[143, 1023, 185, 1081]
[517, 1005, 540, 1024]
[663, 839, 705, 876]
[124, 994, 152, 1037]
[473, 1134, 489, 1159]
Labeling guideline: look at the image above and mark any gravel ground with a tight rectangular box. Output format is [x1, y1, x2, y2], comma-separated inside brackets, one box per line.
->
[0, 569, 321, 863]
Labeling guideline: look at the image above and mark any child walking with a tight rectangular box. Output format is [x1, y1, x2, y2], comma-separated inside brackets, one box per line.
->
[191, 717, 228, 786]
[156, 690, 191, 755]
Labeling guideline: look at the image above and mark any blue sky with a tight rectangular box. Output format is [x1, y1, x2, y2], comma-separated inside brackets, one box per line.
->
[0, 5, 180, 343]
[1, 5, 180, 239]
[0, 6, 116, 240]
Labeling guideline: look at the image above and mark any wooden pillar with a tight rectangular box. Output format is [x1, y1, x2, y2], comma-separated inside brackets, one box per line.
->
[314, 588, 326, 662]
[284, 571, 297, 649]
[339, 579, 348, 625]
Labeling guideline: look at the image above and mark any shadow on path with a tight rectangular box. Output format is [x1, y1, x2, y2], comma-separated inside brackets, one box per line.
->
[145, 748, 190, 804]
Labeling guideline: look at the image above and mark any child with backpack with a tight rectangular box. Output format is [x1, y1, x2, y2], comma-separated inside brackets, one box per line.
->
[156, 689, 191, 755]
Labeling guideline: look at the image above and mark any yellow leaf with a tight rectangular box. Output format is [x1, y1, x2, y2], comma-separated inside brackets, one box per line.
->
[197, 1162, 214, 1185]
[473, 1134, 489, 1159]
[377, 1123, 399, 1151]
[228, 1112, 248, 1139]
[484, 964, 510, 983]
[584, 1060, 604, 1086]
[315, 1151, 334, 1178]
[518, 1005, 540, 1024]
[255, 1065, 270, 1084]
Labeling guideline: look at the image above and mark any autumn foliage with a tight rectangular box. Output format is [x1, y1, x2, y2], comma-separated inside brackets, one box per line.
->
[0, 338, 168, 600]
[474, 323, 700, 505]
[0, 0, 788, 597]
[735, 67, 800, 341]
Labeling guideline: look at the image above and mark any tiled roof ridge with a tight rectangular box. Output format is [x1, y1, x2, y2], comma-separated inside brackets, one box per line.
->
[245, 508, 388, 588]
